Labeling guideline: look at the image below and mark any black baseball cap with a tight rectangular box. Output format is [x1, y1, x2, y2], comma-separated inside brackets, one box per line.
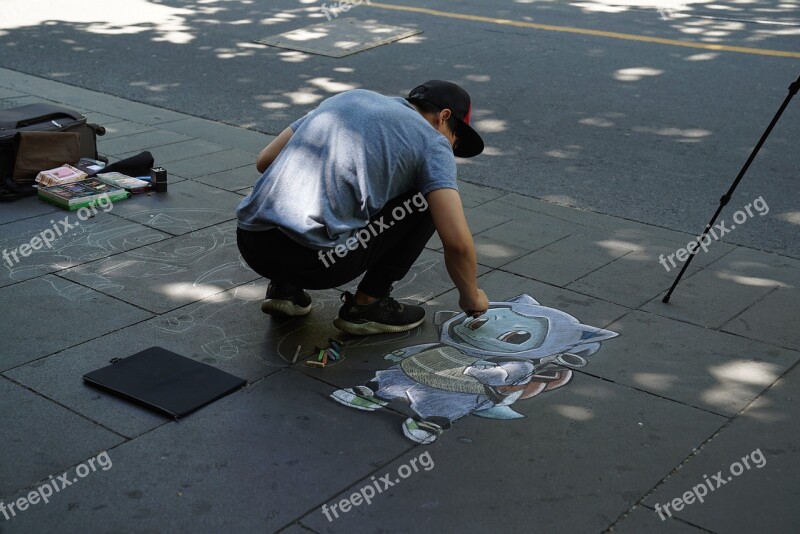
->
[406, 80, 484, 158]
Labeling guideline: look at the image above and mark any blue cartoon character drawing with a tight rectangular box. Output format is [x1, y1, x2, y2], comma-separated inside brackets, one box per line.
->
[331, 294, 617, 444]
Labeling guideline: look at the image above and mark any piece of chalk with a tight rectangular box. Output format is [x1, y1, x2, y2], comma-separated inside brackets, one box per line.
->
[292, 345, 302, 364]
[328, 346, 340, 359]
[322, 352, 328, 365]
[306, 360, 325, 368]
[329, 338, 342, 349]
[317, 349, 325, 361]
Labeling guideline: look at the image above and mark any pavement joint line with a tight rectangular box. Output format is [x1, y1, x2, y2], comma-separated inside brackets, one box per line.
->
[602, 355, 800, 532]
[368, 2, 800, 58]
[0, 371, 129, 442]
[574, 366, 732, 419]
[634, 504, 719, 532]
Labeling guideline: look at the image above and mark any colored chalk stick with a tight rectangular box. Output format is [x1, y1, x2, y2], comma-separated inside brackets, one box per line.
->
[317, 349, 325, 361]
[327, 346, 340, 359]
[306, 360, 325, 368]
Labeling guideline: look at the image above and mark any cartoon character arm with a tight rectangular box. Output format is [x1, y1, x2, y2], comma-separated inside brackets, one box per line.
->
[383, 343, 441, 363]
[464, 360, 535, 386]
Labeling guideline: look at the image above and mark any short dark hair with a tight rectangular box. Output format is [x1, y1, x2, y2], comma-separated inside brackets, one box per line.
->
[410, 99, 461, 137]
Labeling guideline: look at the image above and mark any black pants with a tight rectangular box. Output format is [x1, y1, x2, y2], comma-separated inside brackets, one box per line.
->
[236, 190, 435, 297]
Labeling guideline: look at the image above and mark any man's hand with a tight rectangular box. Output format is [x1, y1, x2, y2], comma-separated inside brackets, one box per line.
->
[459, 289, 489, 317]
[426, 188, 488, 316]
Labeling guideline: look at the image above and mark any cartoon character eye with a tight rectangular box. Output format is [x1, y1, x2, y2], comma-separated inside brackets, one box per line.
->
[497, 330, 531, 344]
[466, 317, 489, 330]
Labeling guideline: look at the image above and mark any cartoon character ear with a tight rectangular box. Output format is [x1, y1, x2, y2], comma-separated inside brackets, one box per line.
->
[578, 326, 618, 343]
[473, 406, 525, 420]
[506, 293, 540, 306]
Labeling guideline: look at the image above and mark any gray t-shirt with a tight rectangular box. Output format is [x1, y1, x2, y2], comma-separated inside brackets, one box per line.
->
[236, 89, 458, 249]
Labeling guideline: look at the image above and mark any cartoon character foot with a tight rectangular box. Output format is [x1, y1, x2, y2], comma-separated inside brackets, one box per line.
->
[402, 418, 442, 445]
[330, 386, 388, 412]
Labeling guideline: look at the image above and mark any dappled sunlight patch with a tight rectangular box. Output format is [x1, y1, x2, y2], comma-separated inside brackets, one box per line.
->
[473, 119, 507, 133]
[633, 372, 678, 392]
[684, 51, 719, 60]
[307, 77, 359, 92]
[613, 67, 665, 81]
[553, 404, 595, 421]
[160, 282, 227, 300]
[597, 239, 643, 254]
[716, 271, 787, 288]
[283, 88, 325, 105]
[474, 242, 517, 259]
[708, 359, 781, 386]
[579, 116, 615, 127]
[777, 211, 800, 225]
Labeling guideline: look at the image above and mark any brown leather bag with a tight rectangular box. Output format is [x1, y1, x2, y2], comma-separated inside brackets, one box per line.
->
[12, 131, 81, 186]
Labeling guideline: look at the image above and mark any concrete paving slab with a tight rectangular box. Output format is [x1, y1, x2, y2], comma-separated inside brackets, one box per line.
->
[504, 231, 634, 286]
[194, 165, 261, 192]
[454, 269, 630, 329]
[643, 362, 800, 533]
[566, 242, 732, 309]
[107, 181, 241, 236]
[0, 275, 152, 372]
[301, 374, 726, 533]
[98, 129, 193, 157]
[472, 233, 533, 268]
[476, 214, 574, 252]
[704, 247, 800, 289]
[641, 267, 778, 329]
[0, 371, 413, 533]
[591, 311, 800, 416]
[0, 86, 27, 99]
[462, 205, 511, 234]
[81, 111, 126, 127]
[157, 117, 275, 155]
[0, 211, 170, 288]
[115, 138, 230, 167]
[0, 69, 188, 125]
[98, 120, 157, 141]
[235, 187, 253, 197]
[497, 192, 716, 246]
[0, 376, 124, 499]
[5, 281, 287, 438]
[612, 505, 709, 533]
[166, 148, 257, 180]
[59, 221, 259, 314]
[723, 287, 800, 351]
[456, 181, 505, 208]
[0, 195, 58, 226]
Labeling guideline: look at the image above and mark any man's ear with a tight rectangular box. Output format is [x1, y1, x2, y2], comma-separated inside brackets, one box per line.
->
[440, 108, 452, 124]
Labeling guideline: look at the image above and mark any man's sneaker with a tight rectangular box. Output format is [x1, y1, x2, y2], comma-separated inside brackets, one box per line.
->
[330, 386, 388, 412]
[260, 282, 312, 317]
[333, 291, 425, 335]
[402, 418, 442, 445]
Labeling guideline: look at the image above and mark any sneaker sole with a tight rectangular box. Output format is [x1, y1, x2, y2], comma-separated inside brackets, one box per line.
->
[329, 389, 385, 412]
[261, 299, 312, 317]
[333, 316, 424, 335]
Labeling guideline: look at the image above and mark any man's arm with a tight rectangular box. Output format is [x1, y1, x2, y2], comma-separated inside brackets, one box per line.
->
[256, 127, 294, 173]
[426, 188, 489, 316]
